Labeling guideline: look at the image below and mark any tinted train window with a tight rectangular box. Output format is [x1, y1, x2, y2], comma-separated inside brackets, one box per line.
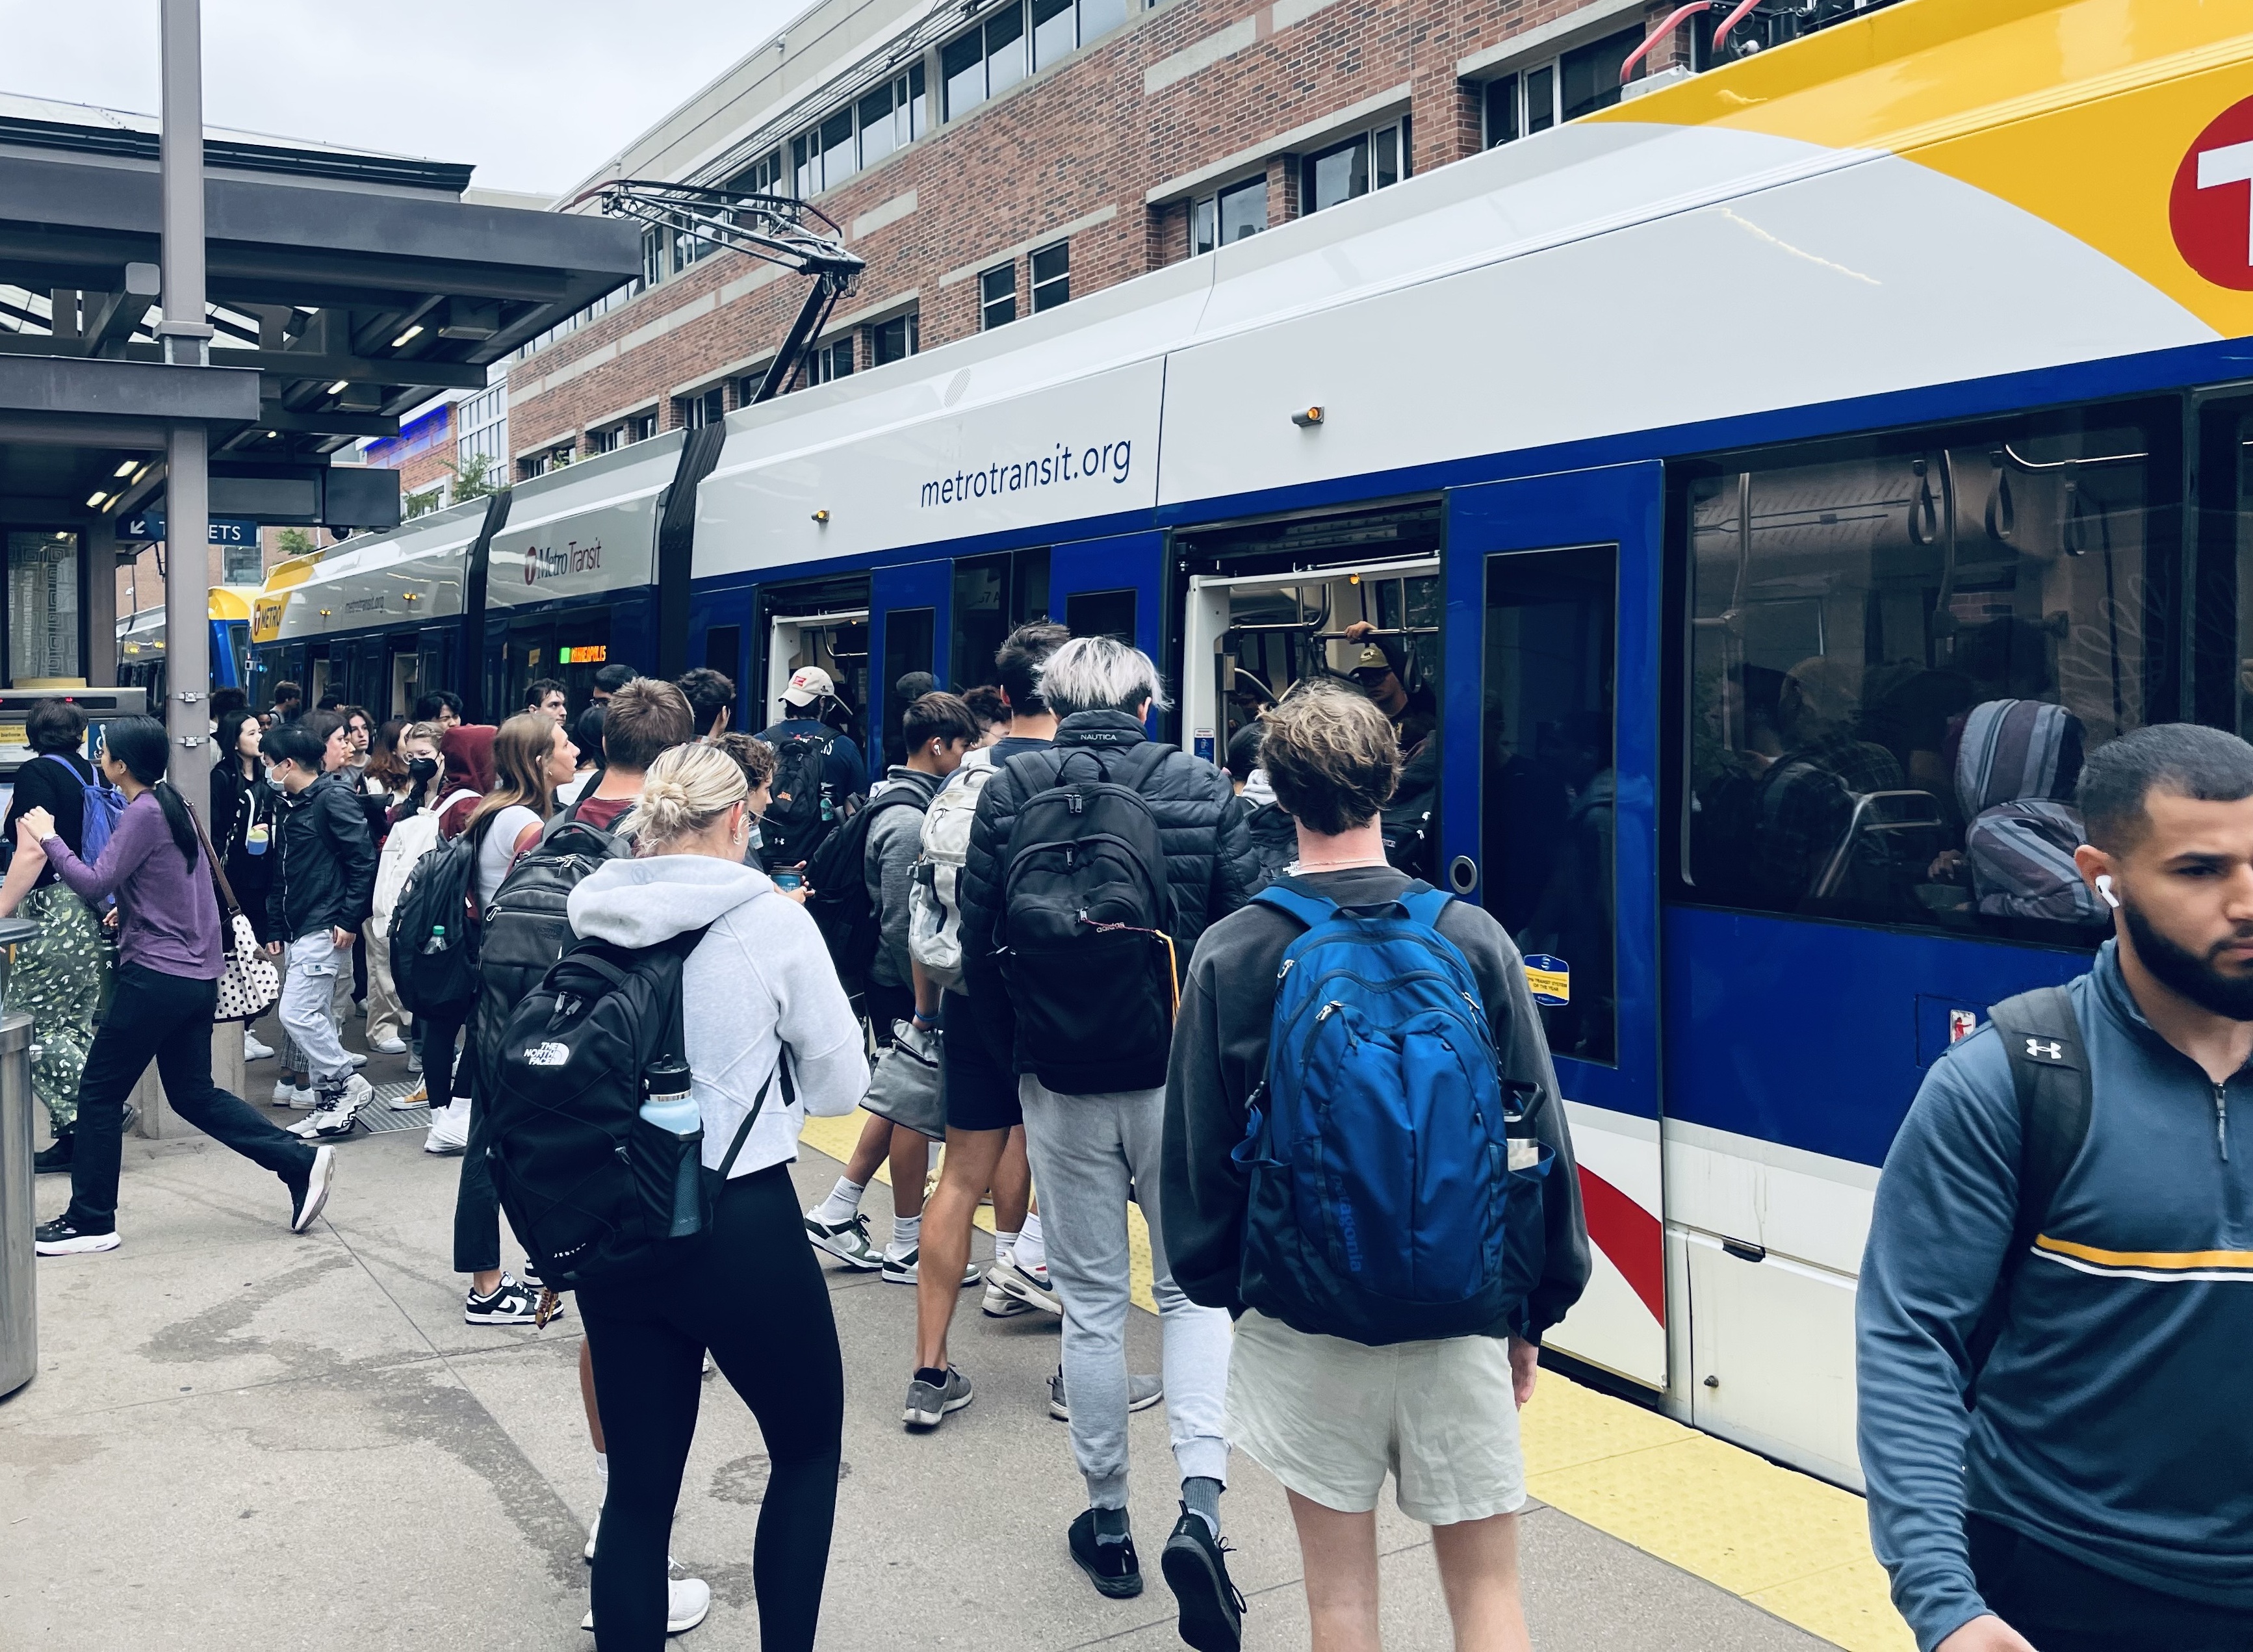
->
[1680, 403, 2174, 942]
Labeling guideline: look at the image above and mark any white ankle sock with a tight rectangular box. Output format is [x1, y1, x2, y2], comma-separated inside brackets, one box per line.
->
[1016, 1213, 1046, 1271]
[812, 1178, 866, 1225]
[994, 1230, 1020, 1265]
[890, 1213, 921, 1254]
[594, 1451, 608, 1482]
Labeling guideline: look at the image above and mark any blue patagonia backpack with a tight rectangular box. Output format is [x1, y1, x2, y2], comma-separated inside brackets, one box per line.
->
[1231, 879, 1552, 1346]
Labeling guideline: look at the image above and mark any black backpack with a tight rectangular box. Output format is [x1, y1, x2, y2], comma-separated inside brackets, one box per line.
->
[761, 727, 844, 868]
[996, 743, 1178, 1094]
[486, 926, 790, 1289]
[803, 785, 929, 1000]
[471, 814, 630, 1098]
[388, 826, 483, 1017]
[1966, 984, 2093, 1396]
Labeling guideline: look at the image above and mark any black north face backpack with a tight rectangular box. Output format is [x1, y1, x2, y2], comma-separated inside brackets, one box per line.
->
[487, 926, 791, 1290]
[388, 828, 482, 1017]
[470, 816, 630, 1097]
[996, 743, 1179, 1094]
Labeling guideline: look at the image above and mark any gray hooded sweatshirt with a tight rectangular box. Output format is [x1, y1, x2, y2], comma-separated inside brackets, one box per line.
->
[568, 855, 868, 1178]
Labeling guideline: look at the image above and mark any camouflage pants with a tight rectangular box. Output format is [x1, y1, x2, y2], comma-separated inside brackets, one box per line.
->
[13, 884, 109, 1135]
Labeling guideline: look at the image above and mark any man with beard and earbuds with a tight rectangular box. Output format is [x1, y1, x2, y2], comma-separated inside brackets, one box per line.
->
[1857, 723, 2253, 1652]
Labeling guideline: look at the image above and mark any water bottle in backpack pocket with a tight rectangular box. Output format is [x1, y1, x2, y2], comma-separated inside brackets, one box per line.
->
[1231, 879, 1551, 1346]
[630, 1058, 705, 1240]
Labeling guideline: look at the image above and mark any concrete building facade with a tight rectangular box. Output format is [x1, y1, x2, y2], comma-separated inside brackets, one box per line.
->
[498, 0, 1693, 472]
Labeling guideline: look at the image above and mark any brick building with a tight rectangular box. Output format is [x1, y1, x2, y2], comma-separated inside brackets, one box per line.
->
[498, 0, 1697, 472]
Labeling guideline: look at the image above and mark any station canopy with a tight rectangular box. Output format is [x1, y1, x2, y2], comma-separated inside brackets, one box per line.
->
[0, 94, 642, 537]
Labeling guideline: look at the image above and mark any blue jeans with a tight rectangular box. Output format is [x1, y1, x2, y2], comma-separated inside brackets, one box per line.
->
[65, 965, 316, 1232]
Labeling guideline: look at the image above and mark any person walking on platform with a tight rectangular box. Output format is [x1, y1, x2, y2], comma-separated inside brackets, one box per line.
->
[1859, 723, 2253, 1652]
[1164, 681, 1588, 1652]
[957, 634, 1256, 1619]
[567, 741, 867, 1652]
[29, 716, 336, 1256]
[263, 719, 378, 1141]
[0, 699, 114, 1172]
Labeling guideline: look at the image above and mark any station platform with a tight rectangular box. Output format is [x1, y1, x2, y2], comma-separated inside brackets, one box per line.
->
[0, 1031, 1911, 1650]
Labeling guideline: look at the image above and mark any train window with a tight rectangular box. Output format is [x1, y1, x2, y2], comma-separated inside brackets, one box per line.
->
[704, 625, 741, 681]
[881, 607, 938, 766]
[1679, 401, 2177, 942]
[951, 548, 1051, 686]
[1065, 587, 1135, 645]
[6, 532, 79, 684]
[1484, 545, 1617, 1066]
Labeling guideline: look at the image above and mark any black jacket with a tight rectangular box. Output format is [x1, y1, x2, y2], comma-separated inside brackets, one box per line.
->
[1161, 864, 1591, 1343]
[958, 709, 1257, 1065]
[266, 771, 377, 941]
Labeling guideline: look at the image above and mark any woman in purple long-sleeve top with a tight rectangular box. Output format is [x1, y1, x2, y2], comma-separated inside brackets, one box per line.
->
[23, 717, 337, 1256]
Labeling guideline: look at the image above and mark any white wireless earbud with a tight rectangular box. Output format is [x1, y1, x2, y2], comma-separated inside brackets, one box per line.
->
[2096, 873, 2122, 910]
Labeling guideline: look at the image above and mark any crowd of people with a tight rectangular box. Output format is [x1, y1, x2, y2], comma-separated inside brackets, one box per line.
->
[21, 613, 2239, 1652]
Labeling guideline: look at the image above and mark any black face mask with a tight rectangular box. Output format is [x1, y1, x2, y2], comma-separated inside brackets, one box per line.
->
[2121, 894, 2253, 1021]
[407, 756, 439, 781]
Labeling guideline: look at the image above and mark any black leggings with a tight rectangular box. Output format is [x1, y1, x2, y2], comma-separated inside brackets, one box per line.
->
[579, 1165, 844, 1652]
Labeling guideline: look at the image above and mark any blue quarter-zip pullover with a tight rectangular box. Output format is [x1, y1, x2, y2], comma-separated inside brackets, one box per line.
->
[1858, 940, 2253, 1649]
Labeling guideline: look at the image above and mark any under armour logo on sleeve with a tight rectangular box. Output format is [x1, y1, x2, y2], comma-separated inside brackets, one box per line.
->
[2024, 1038, 2065, 1062]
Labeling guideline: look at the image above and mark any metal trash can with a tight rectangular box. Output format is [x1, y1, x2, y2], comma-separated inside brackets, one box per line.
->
[0, 1009, 36, 1400]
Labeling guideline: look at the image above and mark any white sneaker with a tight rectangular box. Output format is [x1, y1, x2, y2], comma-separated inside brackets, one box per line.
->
[580, 1575, 710, 1635]
[424, 1100, 470, 1155]
[370, 1035, 408, 1055]
[344, 1050, 368, 1070]
[881, 1245, 981, 1288]
[244, 1033, 276, 1061]
[272, 1078, 313, 1109]
[982, 1278, 1034, 1318]
[986, 1254, 1063, 1315]
[290, 1074, 373, 1139]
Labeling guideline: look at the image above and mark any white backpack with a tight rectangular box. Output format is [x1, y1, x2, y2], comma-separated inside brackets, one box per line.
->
[372, 790, 473, 925]
[908, 748, 997, 992]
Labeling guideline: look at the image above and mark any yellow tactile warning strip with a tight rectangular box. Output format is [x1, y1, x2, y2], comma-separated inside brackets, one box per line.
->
[1520, 1374, 1912, 1652]
[796, 1108, 1158, 1312]
[799, 1110, 1906, 1651]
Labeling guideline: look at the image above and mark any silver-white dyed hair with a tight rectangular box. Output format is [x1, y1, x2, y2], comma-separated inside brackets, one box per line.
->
[1036, 635, 1173, 717]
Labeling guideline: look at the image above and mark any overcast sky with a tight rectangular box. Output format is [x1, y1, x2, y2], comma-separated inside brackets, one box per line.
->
[4, 0, 806, 196]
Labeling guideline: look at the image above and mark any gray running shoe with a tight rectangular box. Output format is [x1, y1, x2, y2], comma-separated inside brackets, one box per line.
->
[902, 1365, 974, 1430]
[1049, 1367, 1163, 1423]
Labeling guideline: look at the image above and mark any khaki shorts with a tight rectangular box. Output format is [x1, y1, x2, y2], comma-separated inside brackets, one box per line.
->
[1226, 1310, 1527, 1527]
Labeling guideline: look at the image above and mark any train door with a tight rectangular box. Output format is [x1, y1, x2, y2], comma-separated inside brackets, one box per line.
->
[756, 572, 873, 756]
[689, 587, 753, 729]
[949, 548, 1050, 693]
[414, 627, 453, 714]
[1050, 531, 1161, 660]
[1442, 464, 1666, 1391]
[871, 560, 947, 769]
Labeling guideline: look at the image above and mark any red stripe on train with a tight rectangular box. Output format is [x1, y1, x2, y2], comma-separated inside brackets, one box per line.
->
[1577, 1164, 1665, 1323]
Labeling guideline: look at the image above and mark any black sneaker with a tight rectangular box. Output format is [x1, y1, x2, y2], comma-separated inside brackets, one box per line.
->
[32, 1132, 72, 1174]
[1068, 1507, 1143, 1599]
[34, 1216, 120, 1256]
[464, 1274, 554, 1326]
[1162, 1506, 1245, 1652]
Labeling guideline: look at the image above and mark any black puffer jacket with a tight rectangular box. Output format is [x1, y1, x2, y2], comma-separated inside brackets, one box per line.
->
[959, 710, 1257, 1065]
[266, 770, 377, 942]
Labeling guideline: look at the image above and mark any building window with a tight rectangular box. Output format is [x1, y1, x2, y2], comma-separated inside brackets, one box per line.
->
[1484, 23, 1645, 146]
[789, 67, 929, 198]
[587, 426, 621, 456]
[678, 386, 727, 429]
[641, 228, 666, 289]
[1028, 0, 1129, 73]
[1191, 175, 1268, 255]
[518, 443, 574, 481]
[672, 225, 717, 272]
[1031, 241, 1070, 312]
[586, 411, 657, 456]
[1302, 121, 1407, 215]
[734, 367, 777, 404]
[857, 67, 928, 170]
[457, 383, 508, 478]
[871, 312, 920, 364]
[944, 2, 1028, 120]
[980, 263, 1018, 329]
[728, 149, 784, 198]
[805, 337, 857, 386]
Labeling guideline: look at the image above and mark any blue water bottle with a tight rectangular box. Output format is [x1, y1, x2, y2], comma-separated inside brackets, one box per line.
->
[639, 1059, 703, 1239]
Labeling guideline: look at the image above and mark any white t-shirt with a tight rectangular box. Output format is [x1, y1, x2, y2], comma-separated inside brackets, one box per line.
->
[476, 804, 542, 906]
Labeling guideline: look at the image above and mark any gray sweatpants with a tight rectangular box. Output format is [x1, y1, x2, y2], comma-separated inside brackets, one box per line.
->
[1020, 1076, 1232, 1508]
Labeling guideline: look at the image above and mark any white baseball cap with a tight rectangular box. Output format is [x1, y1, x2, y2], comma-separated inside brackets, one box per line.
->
[782, 665, 835, 707]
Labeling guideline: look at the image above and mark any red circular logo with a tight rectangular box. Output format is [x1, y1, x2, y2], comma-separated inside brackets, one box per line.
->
[2172, 96, 2253, 290]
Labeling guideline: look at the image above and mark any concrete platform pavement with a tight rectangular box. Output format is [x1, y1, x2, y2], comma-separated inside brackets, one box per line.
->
[3, 1076, 1860, 1651]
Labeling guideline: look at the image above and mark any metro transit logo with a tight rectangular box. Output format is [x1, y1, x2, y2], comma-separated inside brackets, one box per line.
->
[524, 539, 602, 584]
[2172, 96, 2253, 290]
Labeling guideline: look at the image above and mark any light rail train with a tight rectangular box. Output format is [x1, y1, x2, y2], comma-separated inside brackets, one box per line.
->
[114, 586, 256, 706]
[242, 0, 2253, 1487]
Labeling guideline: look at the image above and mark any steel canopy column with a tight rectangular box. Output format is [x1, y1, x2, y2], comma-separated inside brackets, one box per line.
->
[158, 0, 215, 817]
